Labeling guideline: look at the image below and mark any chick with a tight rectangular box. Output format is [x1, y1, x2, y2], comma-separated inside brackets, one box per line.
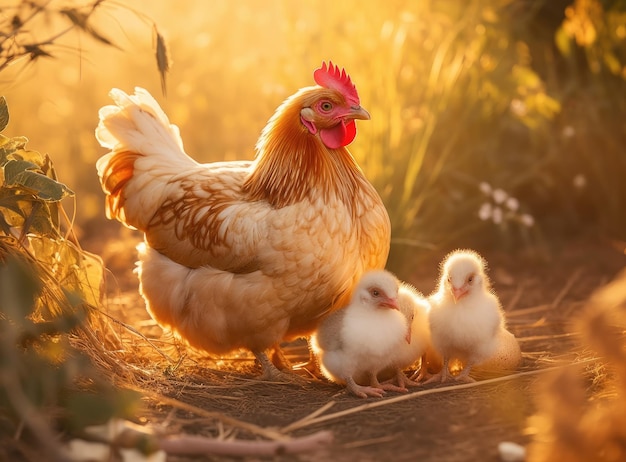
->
[380, 283, 433, 388]
[426, 249, 507, 383]
[310, 270, 410, 398]
[471, 327, 522, 379]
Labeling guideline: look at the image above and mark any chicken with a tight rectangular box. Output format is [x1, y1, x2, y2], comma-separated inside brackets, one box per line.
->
[380, 283, 433, 388]
[95, 62, 391, 380]
[426, 249, 515, 383]
[471, 325, 521, 379]
[310, 270, 410, 398]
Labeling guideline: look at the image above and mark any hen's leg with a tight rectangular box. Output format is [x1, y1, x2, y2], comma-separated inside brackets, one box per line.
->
[273, 342, 320, 379]
[345, 376, 385, 399]
[271, 345, 292, 370]
[254, 350, 307, 383]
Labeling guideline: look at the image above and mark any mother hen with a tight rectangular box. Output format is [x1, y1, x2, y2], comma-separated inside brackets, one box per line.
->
[95, 62, 391, 379]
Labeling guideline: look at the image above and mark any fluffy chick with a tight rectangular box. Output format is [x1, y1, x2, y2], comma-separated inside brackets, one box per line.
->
[310, 270, 410, 398]
[427, 249, 504, 383]
[380, 283, 433, 388]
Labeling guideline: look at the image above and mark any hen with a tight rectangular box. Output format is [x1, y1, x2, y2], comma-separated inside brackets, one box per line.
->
[95, 62, 391, 379]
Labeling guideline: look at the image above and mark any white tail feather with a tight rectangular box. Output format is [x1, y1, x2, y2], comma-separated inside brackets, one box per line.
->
[96, 87, 192, 162]
[95, 88, 199, 229]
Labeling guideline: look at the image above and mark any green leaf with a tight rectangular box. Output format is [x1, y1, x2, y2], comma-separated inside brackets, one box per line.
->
[0, 136, 29, 164]
[4, 159, 39, 177]
[0, 97, 8, 133]
[3, 159, 74, 201]
[12, 149, 45, 168]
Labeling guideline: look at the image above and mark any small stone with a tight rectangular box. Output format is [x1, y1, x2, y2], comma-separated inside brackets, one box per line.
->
[498, 441, 526, 462]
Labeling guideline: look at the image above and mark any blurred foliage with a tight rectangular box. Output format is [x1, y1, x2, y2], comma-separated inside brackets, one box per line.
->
[0, 250, 140, 456]
[0, 97, 140, 456]
[0, 5, 150, 455]
[0, 0, 624, 262]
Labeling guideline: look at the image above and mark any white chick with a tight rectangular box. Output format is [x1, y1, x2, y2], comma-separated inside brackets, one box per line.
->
[310, 270, 410, 398]
[472, 327, 522, 379]
[380, 283, 433, 388]
[426, 249, 504, 383]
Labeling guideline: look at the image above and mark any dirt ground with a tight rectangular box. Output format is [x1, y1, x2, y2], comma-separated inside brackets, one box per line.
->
[86, 232, 625, 462]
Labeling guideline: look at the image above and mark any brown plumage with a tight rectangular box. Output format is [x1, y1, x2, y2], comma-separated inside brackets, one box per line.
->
[95, 62, 391, 379]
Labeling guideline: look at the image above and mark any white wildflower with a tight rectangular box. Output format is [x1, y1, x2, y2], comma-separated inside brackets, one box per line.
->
[478, 202, 492, 220]
[505, 197, 519, 211]
[520, 214, 535, 227]
[492, 207, 503, 224]
[562, 126, 575, 138]
[492, 188, 508, 204]
[573, 174, 586, 189]
[510, 99, 527, 117]
[479, 182, 492, 195]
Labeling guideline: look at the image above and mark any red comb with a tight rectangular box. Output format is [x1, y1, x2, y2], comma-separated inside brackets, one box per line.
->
[313, 61, 360, 106]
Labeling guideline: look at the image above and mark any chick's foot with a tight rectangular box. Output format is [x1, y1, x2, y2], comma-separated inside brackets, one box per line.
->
[346, 377, 385, 398]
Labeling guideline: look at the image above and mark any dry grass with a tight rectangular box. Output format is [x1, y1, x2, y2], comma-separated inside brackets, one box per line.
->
[55, 237, 625, 461]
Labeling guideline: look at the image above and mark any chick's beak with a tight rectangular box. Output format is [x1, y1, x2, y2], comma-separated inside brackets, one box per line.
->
[345, 105, 370, 121]
[381, 297, 399, 310]
[451, 286, 469, 303]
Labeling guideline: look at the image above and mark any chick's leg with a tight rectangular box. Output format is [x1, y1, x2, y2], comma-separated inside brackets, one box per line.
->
[411, 352, 442, 382]
[455, 363, 476, 383]
[371, 372, 408, 393]
[393, 369, 421, 388]
[423, 357, 453, 384]
[345, 376, 385, 399]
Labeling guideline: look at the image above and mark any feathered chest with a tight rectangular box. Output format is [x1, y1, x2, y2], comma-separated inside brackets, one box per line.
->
[145, 161, 390, 280]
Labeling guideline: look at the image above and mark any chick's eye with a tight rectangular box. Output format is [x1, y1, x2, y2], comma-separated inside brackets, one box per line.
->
[371, 289, 380, 297]
[319, 101, 333, 112]
[467, 274, 474, 284]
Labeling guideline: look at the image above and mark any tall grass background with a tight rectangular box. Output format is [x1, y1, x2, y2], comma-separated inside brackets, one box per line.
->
[0, 0, 625, 456]
[1, 0, 625, 269]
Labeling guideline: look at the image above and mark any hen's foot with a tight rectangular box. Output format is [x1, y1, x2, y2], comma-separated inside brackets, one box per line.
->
[346, 377, 385, 399]
[254, 351, 308, 384]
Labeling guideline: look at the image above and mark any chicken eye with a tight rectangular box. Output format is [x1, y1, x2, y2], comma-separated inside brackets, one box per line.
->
[467, 274, 475, 284]
[371, 289, 380, 297]
[319, 101, 333, 112]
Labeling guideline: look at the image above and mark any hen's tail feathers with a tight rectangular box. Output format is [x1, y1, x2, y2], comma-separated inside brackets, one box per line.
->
[95, 88, 197, 229]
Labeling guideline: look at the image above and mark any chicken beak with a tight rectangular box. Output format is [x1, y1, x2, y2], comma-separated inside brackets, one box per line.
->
[382, 297, 399, 310]
[346, 105, 371, 121]
[451, 286, 468, 303]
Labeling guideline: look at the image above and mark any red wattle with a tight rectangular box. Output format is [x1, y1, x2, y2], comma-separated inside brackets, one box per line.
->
[320, 120, 357, 149]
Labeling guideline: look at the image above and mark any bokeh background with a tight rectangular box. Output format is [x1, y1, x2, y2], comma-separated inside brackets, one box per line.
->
[2, 0, 625, 271]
